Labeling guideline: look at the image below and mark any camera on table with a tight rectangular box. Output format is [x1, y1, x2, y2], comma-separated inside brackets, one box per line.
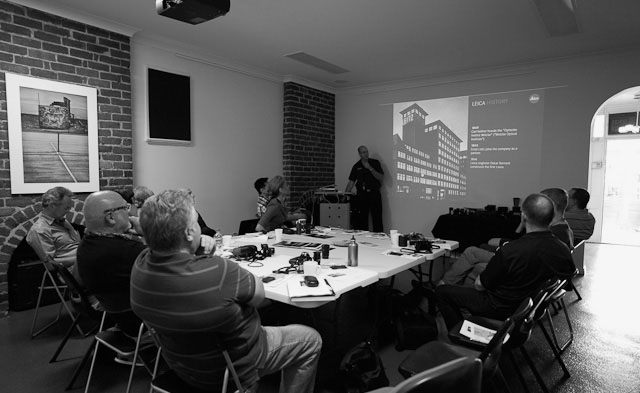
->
[289, 252, 312, 266]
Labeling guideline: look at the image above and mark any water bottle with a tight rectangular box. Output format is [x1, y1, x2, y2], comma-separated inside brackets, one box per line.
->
[213, 230, 223, 255]
[347, 235, 358, 267]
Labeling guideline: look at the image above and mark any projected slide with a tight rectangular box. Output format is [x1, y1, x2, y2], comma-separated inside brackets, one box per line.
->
[392, 89, 545, 203]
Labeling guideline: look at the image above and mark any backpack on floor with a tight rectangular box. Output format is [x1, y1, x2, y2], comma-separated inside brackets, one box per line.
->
[339, 341, 389, 393]
[392, 287, 439, 351]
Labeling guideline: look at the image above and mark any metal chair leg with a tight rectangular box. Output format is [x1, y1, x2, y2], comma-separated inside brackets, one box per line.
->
[546, 298, 574, 353]
[506, 350, 531, 393]
[66, 339, 96, 390]
[519, 346, 550, 393]
[31, 269, 68, 338]
[537, 319, 571, 378]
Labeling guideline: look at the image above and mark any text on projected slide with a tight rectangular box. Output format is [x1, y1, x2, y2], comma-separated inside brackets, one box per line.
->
[392, 89, 544, 202]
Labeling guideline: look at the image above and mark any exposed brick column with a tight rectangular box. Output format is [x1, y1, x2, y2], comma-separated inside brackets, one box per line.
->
[282, 82, 335, 210]
[0, 0, 133, 316]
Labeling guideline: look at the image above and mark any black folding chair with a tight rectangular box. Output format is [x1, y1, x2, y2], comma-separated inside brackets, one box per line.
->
[48, 262, 101, 363]
[149, 327, 245, 393]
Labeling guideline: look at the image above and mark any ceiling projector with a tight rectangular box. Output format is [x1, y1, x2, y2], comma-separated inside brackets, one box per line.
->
[156, 0, 230, 25]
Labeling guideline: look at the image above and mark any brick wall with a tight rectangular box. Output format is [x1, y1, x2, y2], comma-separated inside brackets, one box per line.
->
[283, 82, 335, 209]
[0, 0, 133, 316]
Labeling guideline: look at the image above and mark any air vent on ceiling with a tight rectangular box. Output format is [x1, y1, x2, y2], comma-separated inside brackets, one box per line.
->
[284, 52, 349, 74]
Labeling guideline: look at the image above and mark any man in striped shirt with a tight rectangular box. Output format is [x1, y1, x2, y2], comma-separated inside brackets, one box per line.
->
[131, 189, 322, 393]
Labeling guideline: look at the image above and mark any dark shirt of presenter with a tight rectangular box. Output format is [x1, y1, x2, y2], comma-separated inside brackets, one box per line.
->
[345, 145, 384, 232]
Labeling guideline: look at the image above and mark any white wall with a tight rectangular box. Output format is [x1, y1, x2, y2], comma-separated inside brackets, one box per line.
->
[131, 37, 284, 234]
[335, 50, 640, 236]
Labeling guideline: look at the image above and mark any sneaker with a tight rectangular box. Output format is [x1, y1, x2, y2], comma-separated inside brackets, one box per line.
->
[114, 353, 144, 367]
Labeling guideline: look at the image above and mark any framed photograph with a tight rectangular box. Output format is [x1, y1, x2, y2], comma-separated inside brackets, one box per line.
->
[6, 73, 99, 194]
[146, 67, 192, 145]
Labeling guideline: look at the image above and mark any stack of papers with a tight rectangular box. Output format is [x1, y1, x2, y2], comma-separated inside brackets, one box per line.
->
[287, 277, 335, 301]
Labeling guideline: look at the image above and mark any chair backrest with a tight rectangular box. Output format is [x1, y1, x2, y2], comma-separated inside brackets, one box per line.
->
[476, 315, 515, 377]
[50, 261, 95, 312]
[237, 218, 259, 235]
[532, 278, 566, 322]
[148, 327, 245, 393]
[393, 357, 482, 393]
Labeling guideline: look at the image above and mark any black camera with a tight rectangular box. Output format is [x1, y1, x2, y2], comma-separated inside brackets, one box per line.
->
[289, 252, 312, 266]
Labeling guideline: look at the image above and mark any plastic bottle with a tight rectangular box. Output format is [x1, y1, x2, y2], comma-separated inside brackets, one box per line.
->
[213, 230, 223, 255]
[347, 235, 358, 267]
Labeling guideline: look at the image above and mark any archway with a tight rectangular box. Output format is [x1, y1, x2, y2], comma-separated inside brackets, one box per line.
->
[589, 86, 640, 245]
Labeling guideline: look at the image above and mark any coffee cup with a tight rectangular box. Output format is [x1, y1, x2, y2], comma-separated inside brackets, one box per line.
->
[222, 235, 232, 247]
[275, 228, 283, 242]
[391, 233, 400, 247]
[303, 261, 320, 276]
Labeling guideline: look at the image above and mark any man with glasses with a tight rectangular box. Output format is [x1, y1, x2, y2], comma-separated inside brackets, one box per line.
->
[27, 186, 81, 269]
[76, 190, 144, 337]
[76, 190, 215, 338]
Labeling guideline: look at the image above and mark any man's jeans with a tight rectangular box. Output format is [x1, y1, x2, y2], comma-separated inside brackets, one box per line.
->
[255, 324, 322, 393]
[440, 246, 495, 285]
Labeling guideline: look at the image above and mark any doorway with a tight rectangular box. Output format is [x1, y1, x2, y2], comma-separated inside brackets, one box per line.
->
[589, 87, 640, 246]
[601, 138, 640, 246]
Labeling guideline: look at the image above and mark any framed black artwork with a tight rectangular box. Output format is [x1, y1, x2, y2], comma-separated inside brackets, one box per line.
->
[147, 67, 191, 144]
[608, 112, 639, 136]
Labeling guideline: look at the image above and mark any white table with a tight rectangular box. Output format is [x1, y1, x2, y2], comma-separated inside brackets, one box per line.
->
[235, 254, 378, 308]
[227, 230, 458, 307]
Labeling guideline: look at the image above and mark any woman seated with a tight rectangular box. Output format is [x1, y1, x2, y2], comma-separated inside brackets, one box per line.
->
[255, 175, 306, 232]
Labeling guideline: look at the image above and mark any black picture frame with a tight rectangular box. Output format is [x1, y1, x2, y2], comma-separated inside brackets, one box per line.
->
[147, 67, 191, 144]
[608, 112, 638, 136]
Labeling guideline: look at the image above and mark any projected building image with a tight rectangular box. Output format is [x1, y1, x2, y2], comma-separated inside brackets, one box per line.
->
[393, 103, 467, 200]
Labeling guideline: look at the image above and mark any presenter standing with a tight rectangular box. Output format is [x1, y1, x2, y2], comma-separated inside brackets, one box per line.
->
[345, 145, 384, 232]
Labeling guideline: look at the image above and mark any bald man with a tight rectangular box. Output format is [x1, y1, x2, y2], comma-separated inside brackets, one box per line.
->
[436, 193, 575, 330]
[77, 190, 215, 337]
[76, 190, 146, 336]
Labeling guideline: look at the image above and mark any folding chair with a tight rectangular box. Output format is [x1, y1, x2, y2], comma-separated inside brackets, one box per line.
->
[30, 257, 82, 338]
[369, 357, 482, 393]
[398, 305, 521, 393]
[447, 279, 565, 393]
[149, 329, 245, 393]
[546, 278, 575, 353]
[77, 312, 155, 393]
[48, 262, 101, 363]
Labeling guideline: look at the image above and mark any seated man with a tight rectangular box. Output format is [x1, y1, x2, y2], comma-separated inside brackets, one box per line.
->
[436, 193, 575, 330]
[77, 190, 215, 337]
[438, 187, 574, 287]
[27, 186, 80, 269]
[564, 187, 596, 243]
[541, 187, 574, 251]
[254, 177, 269, 218]
[131, 189, 322, 393]
[76, 191, 147, 337]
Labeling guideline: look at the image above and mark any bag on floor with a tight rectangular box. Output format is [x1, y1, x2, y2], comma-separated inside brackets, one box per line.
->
[392, 287, 438, 351]
[339, 341, 389, 393]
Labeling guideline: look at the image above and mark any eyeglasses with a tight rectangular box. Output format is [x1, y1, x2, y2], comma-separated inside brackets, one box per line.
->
[103, 204, 131, 215]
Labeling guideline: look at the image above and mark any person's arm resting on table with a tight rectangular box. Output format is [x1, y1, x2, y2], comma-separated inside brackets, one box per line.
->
[232, 262, 265, 308]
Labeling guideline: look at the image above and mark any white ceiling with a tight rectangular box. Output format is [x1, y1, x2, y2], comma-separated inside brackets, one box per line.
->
[12, 0, 640, 91]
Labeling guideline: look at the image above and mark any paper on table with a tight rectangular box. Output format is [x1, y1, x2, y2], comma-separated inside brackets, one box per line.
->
[287, 277, 335, 298]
